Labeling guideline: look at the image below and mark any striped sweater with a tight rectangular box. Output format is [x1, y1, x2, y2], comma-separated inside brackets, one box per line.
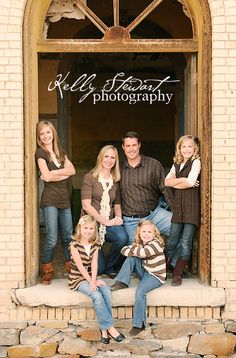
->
[68, 240, 100, 291]
[121, 239, 166, 283]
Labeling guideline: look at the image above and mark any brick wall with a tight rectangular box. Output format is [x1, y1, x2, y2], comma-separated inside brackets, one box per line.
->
[0, 0, 25, 321]
[0, 0, 236, 320]
[210, 0, 236, 318]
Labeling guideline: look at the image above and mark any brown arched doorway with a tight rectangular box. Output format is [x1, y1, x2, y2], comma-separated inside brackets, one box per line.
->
[24, 0, 211, 286]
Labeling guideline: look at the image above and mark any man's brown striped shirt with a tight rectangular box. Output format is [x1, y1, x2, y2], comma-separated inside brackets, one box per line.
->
[120, 155, 172, 216]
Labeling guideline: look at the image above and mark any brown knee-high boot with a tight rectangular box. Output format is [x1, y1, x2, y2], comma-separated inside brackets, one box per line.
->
[172, 258, 187, 286]
[41, 262, 54, 285]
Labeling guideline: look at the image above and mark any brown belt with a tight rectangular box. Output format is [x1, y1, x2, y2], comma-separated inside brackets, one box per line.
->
[124, 210, 153, 219]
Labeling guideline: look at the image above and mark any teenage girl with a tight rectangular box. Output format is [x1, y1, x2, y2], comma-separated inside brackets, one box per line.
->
[165, 135, 201, 286]
[36, 120, 75, 284]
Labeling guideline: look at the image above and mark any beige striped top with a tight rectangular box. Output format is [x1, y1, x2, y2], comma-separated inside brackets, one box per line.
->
[121, 239, 166, 283]
[68, 240, 100, 291]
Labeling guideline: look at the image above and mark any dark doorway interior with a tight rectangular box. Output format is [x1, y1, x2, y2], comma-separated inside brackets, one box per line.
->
[38, 51, 192, 278]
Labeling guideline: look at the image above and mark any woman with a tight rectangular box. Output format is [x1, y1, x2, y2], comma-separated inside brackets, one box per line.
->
[81, 145, 128, 277]
[35, 120, 76, 285]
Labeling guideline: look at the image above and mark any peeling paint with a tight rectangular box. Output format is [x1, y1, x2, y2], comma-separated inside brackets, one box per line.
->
[46, 0, 86, 23]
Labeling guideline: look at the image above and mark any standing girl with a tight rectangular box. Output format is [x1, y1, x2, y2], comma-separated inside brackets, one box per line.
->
[165, 135, 201, 286]
[68, 215, 125, 344]
[36, 121, 76, 285]
[111, 220, 166, 336]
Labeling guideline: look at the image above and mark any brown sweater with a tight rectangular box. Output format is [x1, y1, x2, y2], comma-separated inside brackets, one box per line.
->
[121, 239, 166, 284]
[81, 171, 121, 219]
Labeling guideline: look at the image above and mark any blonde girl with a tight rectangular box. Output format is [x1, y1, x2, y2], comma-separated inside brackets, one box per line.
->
[35, 120, 75, 285]
[68, 215, 125, 344]
[81, 145, 128, 277]
[165, 135, 201, 286]
[111, 220, 166, 336]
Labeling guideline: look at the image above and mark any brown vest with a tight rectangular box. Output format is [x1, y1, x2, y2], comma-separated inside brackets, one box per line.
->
[171, 159, 200, 226]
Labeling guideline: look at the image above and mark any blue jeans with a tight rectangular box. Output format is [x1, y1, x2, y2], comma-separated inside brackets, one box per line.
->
[98, 225, 128, 275]
[42, 206, 73, 263]
[78, 282, 113, 330]
[123, 204, 172, 244]
[165, 222, 196, 261]
[115, 257, 162, 328]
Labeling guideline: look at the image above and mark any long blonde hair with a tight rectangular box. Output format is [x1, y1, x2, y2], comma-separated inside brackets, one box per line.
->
[73, 215, 99, 244]
[173, 135, 200, 165]
[91, 145, 121, 182]
[133, 220, 164, 247]
[36, 120, 66, 162]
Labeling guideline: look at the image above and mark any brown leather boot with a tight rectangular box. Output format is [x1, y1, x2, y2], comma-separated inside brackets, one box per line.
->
[64, 260, 71, 276]
[41, 262, 54, 285]
[172, 259, 188, 286]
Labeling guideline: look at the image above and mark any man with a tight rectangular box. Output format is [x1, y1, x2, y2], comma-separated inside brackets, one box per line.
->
[120, 131, 173, 243]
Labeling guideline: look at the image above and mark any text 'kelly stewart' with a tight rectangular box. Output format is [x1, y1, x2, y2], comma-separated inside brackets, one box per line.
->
[48, 72, 180, 105]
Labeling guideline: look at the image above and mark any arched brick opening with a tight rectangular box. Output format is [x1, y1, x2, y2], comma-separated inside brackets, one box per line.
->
[23, 0, 211, 286]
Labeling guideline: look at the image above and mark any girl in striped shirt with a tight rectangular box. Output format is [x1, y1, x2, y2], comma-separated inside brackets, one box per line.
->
[69, 215, 125, 343]
[111, 220, 166, 336]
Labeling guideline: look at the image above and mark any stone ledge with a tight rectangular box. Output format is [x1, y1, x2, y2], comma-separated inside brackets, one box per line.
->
[13, 278, 225, 308]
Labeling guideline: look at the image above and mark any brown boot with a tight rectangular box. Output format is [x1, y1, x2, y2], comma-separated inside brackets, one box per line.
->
[64, 261, 71, 276]
[41, 262, 54, 285]
[172, 259, 187, 286]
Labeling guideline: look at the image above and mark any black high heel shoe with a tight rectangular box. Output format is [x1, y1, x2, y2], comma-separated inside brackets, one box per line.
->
[100, 330, 110, 344]
[108, 331, 125, 342]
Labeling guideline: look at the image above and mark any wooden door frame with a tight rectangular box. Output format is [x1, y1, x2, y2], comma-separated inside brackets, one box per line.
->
[23, 0, 211, 286]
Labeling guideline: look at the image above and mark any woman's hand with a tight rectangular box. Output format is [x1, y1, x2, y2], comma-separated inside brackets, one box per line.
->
[96, 279, 106, 287]
[106, 216, 123, 226]
[89, 280, 98, 292]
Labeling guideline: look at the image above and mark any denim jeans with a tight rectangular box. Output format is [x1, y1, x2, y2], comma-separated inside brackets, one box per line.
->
[123, 204, 172, 244]
[98, 225, 128, 275]
[42, 206, 73, 263]
[165, 222, 196, 261]
[78, 282, 113, 330]
[115, 257, 162, 328]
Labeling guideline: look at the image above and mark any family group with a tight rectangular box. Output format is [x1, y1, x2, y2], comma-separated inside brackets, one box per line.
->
[35, 120, 201, 341]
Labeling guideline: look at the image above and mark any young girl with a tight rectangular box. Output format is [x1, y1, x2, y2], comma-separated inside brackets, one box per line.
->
[164, 135, 201, 286]
[68, 215, 125, 344]
[35, 121, 76, 285]
[111, 220, 166, 336]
